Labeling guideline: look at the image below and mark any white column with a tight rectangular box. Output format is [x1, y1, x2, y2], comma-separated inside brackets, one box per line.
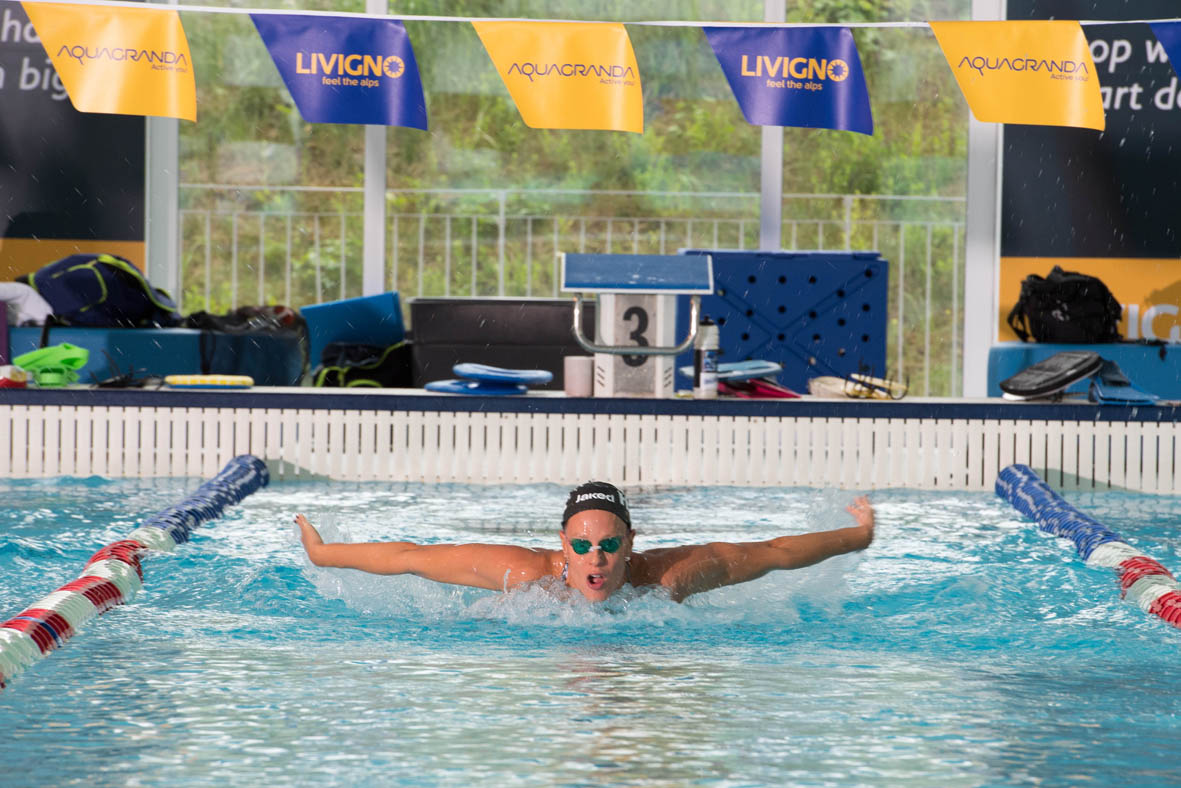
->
[362, 0, 390, 296]
[962, 0, 1006, 396]
[144, 116, 180, 300]
[759, 0, 786, 251]
[144, 0, 181, 303]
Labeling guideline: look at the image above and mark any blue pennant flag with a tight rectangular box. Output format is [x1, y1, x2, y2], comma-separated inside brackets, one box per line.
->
[1150, 22, 1181, 82]
[251, 14, 427, 129]
[703, 26, 873, 135]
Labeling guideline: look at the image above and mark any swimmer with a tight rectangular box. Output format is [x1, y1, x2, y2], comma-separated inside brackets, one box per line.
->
[295, 481, 875, 603]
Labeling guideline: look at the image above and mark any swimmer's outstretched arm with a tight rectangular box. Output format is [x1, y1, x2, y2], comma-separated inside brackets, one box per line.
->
[294, 514, 554, 591]
[642, 496, 875, 602]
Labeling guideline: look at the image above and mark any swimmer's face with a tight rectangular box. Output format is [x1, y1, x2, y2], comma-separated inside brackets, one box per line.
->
[560, 509, 633, 602]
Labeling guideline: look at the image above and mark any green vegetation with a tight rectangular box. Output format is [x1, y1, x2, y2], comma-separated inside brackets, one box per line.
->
[179, 0, 971, 394]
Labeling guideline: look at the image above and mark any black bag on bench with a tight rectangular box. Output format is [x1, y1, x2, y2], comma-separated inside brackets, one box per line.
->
[1007, 266, 1122, 343]
[312, 341, 413, 388]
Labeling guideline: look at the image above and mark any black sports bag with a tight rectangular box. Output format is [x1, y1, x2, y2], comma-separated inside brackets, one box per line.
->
[1006, 266, 1122, 343]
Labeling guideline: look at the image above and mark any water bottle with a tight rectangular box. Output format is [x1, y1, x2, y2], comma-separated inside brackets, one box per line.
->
[693, 316, 719, 399]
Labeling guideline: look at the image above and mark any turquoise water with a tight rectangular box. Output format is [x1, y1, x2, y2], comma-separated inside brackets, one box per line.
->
[2, 478, 1181, 787]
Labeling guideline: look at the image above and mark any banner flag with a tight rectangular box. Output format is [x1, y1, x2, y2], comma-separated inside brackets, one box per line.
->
[472, 21, 642, 132]
[1149, 22, 1181, 81]
[22, 2, 196, 122]
[250, 14, 427, 128]
[703, 26, 873, 135]
[929, 21, 1103, 130]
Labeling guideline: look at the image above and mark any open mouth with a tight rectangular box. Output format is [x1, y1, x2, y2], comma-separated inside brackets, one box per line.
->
[586, 574, 606, 590]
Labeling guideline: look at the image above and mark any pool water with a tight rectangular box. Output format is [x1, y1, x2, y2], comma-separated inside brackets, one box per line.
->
[2, 477, 1180, 787]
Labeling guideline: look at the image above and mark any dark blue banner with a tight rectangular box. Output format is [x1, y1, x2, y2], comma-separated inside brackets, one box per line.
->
[703, 26, 872, 135]
[1149, 21, 1181, 82]
[250, 14, 427, 129]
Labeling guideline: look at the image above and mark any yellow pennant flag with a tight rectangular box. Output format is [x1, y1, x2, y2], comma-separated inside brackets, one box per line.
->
[930, 20, 1103, 130]
[473, 21, 643, 132]
[22, 2, 196, 122]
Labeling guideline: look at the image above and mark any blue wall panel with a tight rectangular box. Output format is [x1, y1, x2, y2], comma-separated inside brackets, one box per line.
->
[676, 250, 888, 392]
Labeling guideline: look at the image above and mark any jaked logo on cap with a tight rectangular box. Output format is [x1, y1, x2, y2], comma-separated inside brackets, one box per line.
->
[563, 482, 631, 526]
[575, 491, 618, 505]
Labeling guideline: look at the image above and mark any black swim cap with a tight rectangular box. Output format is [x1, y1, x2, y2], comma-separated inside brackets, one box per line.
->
[562, 481, 631, 528]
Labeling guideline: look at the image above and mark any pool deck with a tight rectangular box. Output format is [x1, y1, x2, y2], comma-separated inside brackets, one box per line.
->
[3, 386, 1181, 422]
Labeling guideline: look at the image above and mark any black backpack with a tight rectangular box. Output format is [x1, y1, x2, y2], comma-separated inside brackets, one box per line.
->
[20, 253, 180, 328]
[312, 341, 413, 388]
[1007, 266, 1122, 343]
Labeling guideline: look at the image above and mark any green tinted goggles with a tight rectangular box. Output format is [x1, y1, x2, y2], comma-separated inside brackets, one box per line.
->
[570, 537, 622, 555]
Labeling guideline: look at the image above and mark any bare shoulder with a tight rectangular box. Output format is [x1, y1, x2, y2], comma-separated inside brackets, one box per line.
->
[523, 546, 565, 578]
[628, 545, 707, 586]
[481, 544, 565, 584]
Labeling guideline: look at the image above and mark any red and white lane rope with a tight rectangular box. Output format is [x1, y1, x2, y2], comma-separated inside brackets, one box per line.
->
[996, 464, 1181, 629]
[0, 455, 269, 688]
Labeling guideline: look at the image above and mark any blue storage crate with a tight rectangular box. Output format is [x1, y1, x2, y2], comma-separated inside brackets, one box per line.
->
[676, 250, 889, 393]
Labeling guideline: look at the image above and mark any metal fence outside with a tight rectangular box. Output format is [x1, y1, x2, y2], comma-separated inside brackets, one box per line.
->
[178, 186, 966, 395]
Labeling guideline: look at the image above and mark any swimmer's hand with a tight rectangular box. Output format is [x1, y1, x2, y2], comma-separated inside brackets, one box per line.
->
[845, 495, 875, 550]
[294, 514, 325, 562]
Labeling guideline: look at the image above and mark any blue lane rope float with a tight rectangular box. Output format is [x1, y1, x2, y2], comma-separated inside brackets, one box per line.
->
[996, 464, 1181, 630]
[0, 455, 269, 688]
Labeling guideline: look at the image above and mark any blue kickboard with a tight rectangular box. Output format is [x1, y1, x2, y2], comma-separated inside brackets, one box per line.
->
[1088, 359, 1159, 406]
[1089, 379, 1159, 406]
[425, 379, 528, 396]
[301, 292, 405, 369]
[452, 363, 553, 385]
[677, 359, 783, 381]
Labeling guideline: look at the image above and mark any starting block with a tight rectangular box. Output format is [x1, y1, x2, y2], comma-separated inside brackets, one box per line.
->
[561, 253, 714, 398]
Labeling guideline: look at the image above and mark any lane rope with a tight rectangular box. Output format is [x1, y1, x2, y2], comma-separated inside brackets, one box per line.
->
[995, 464, 1181, 630]
[0, 455, 269, 689]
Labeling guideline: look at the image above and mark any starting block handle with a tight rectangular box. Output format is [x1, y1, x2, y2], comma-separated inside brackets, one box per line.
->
[570, 295, 701, 356]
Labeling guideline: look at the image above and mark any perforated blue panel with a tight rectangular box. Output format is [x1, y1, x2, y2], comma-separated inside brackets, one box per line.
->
[675, 250, 889, 392]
